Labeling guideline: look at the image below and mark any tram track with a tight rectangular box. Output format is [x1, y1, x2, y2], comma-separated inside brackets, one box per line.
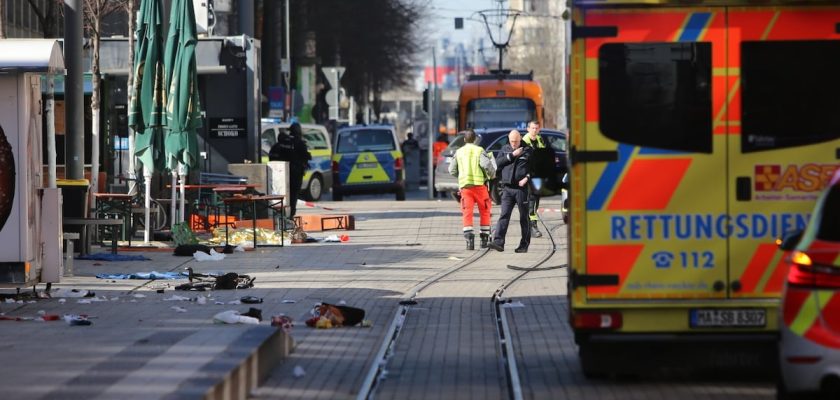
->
[491, 217, 567, 400]
[357, 214, 567, 400]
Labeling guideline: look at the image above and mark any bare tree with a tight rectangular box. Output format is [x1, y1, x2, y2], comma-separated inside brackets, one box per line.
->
[26, 0, 62, 37]
[0, 0, 6, 38]
[83, 0, 127, 201]
[507, 14, 567, 128]
[300, 0, 428, 114]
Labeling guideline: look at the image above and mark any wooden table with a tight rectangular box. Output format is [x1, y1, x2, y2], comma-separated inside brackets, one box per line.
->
[63, 218, 124, 256]
[221, 195, 286, 247]
[93, 193, 134, 245]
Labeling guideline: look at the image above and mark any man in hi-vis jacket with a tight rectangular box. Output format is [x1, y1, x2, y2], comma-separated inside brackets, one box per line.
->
[449, 129, 496, 250]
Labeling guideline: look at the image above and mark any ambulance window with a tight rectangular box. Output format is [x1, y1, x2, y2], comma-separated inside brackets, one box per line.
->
[599, 42, 712, 153]
[741, 40, 840, 153]
[817, 185, 840, 242]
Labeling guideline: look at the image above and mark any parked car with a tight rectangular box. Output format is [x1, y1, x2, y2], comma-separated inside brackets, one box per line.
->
[260, 119, 333, 201]
[777, 169, 840, 399]
[332, 125, 405, 201]
[434, 128, 568, 204]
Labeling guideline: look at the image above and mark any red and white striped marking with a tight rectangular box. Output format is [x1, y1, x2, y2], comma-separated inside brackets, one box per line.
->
[299, 200, 336, 211]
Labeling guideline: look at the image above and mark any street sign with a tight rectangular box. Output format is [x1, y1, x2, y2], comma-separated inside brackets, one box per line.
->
[322, 66, 346, 119]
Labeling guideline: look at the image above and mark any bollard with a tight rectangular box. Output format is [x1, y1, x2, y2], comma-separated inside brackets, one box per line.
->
[64, 232, 79, 277]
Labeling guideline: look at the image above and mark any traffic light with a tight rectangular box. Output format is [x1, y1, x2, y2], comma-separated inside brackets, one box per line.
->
[422, 88, 429, 112]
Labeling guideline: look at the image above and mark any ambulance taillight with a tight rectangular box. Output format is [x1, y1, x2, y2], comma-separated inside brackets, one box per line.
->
[572, 311, 623, 330]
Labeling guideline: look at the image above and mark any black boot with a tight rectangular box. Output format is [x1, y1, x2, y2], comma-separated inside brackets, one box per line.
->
[465, 233, 475, 250]
[480, 233, 489, 249]
[530, 221, 543, 238]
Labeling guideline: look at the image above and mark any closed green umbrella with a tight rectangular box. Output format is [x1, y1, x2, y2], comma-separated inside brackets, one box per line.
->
[163, 0, 202, 223]
[128, 0, 165, 174]
[128, 0, 165, 244]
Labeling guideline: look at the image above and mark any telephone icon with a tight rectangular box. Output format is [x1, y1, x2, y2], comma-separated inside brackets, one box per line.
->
[652, 251, 674, 268]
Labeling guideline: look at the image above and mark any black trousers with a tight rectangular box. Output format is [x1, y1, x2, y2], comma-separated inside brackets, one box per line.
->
[493, 186, 530, 249]
[290, 170, 304, 218]
[528, 188, 540, 222]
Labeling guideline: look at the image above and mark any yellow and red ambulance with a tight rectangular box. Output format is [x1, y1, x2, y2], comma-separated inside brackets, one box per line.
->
[566, 0, 840, 374]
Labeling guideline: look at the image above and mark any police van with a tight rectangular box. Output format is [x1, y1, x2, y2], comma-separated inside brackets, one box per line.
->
[566, 0, 840, 375]
[332, 125, 405, 201]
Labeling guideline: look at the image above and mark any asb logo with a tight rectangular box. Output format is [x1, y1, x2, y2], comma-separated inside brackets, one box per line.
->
[754, 164, 839, 192]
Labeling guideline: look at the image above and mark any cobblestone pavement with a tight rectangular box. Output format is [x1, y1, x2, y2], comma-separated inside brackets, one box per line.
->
[0, 191, 776, 399]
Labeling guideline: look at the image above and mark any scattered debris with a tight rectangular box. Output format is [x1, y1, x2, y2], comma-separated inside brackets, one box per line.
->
[51, 289, 95, 298]
[281, 299, 296, 304]
[171, 306, 188, 313]
[213, 310, 259, 325]
[176, 268, 255, 291]
[193, 249, 226, 261]
[304, 303, 366, 328]
[132, 294, 147, 298]
[271, 315, 294, 333]
[164, 295, 191, 302]
[173, 244, 211, 257]
[240, 296, 263, 304]
[95, 271, 187, 280]
[501, 301, 526, 309]
[241, 307, 263, 321]
[293, 366, 306, 378]
[64, 314, 92, 326]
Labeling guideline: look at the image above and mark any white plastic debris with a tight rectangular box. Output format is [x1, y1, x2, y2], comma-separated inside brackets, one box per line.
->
[447, 256, 463, 261]
[213, 310, 259, 325]
[293, 366, 306, 378]
[58, 298, 66, 304]
[227, 300, 241, 305]
[324, 235, 341, 243]
[132, 294, 146, 298]
[194, 249, 226, 261]
[4, 299, 15, 304]
[234, 245, 246, 252]
[338, 300, 347, 305]
[214, 301, 225, 305]
[281, 299, 296, 304]
[77, 299, 92, 304]
[171, 306, 188, 313]
[163, 295, 191, 302]
[196, 296, 207, 305]
[37, 310, 46, 315]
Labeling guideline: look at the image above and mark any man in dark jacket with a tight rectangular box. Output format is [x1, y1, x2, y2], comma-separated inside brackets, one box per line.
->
[268, 122, 312, 218]
[488, 130, 534, 253]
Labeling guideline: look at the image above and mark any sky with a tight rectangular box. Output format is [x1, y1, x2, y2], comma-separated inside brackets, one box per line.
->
[426, 0, 498, 44]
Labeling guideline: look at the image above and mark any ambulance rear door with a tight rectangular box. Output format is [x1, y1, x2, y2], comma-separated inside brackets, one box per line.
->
[726, 7, 840, 300]
[578, 8, 729, 301]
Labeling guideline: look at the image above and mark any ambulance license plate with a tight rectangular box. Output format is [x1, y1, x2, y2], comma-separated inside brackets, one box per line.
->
[690, 309, 766, 328]
[357, 162, 378, 169]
